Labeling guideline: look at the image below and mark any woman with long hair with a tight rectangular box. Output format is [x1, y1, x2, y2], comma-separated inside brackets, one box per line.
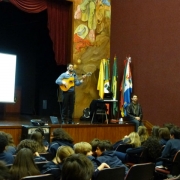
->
[138, 126, 149, 145]
[10, 148, 40, 180]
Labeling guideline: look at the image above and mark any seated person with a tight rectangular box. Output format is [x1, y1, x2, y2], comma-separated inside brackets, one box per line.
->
[61, 153, 94, 180]
[30, 132, 47, 153]
[41, 146, 74, 180]
[10, 148, 40, 180]
[90, 138, 100, 157]
[126, 95, 143, 132]
[137, 126, 149, 145]
[0, 133, 14, 165]
[48, 128, 74, 158]
[158, 127, 170, 146]
[0, 160, 11, 180]
[35, 127, 49, 148]
[156, 126, 180, 169]
[16, 139, 47, 162]
[95, 140, 129, 175]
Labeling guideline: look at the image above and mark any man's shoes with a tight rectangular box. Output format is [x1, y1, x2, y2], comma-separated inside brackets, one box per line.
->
[68, 121, 75, 124]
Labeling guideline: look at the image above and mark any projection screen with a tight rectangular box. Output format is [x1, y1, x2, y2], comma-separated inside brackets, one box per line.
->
[0, 52, 16, 103]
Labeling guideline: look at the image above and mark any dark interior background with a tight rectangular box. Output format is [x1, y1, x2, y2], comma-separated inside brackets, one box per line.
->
[1, 0, 180, 127]
[111, 0, 180, 127]
[0, 2, 65, 118]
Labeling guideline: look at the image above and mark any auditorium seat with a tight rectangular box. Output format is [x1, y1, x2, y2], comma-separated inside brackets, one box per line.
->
[115, 144, 133, 153]
[21, 174, 53, 180]
[39, 152, 53, 161]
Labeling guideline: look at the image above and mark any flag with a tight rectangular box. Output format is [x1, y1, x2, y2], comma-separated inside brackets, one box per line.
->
[97, 59, 110, 99]
[120, 56, 132, 117]
[111, 56, 118, 116]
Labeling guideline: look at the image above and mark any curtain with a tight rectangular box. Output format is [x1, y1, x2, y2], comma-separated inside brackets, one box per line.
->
[1, 0, 71, 65]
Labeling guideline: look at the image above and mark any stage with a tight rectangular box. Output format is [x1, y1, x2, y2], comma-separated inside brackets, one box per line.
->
[0, 114, 139, 146]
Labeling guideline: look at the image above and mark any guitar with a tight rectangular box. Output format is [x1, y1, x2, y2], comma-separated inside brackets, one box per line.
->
[59, 72, 92, 91]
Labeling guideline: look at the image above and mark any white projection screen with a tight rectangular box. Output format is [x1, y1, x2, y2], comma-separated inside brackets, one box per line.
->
[0, 52, 16, 103]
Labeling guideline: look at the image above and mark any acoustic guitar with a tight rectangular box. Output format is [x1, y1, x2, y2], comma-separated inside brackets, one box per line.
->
[59, 72, 92, 91]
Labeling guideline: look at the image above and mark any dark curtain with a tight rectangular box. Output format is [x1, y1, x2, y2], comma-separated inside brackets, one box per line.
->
[2, 0, 71, 65]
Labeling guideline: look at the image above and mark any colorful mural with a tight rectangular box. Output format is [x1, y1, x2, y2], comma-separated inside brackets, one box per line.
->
[72, 0, 111, 118]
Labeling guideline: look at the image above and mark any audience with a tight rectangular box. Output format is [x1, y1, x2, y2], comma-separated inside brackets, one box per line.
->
[90, 138, 100, 157]
[4, 133, 16, 155]
[156, 126, 180, 169]
[49, 128, 74, 158]
[35, 127, 49, 148]
[151, 126, 160, 139]
[0, 133, 14, 165]
[61, 153, 94, 180]
[0, 160, 11, 180]
[9, 148, 40, 180]
[41, 146, 74, 180]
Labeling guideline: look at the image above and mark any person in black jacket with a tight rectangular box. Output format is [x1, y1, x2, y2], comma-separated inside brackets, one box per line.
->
[126, 95, 143, 132]
[48, 128, 74, 158]
[41, 146, 74, 180]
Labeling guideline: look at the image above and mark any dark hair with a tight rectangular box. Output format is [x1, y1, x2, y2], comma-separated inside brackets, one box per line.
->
[0, 160, 11, 180]
[16, 139, 38, 154]
[97, 140, 113, 152]
[90, 138, 100, 152]
[170, 126, 180, 139]
[163, 123, 176, 131]
[158, 128, 170, 140]
[10, 148, 40, 180]
[61, 154, 94, 180]
[0, 133, 8, 153]
[35, 127, 44, 137]
[151, 126, 160, 139]
[30, 132, 46, 153]
[52, 128, 73, 143]
[142, 136, 162, 162]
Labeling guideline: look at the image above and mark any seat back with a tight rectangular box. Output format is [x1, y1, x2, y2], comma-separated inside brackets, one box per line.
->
[95, 167, 125, 180]
[39, 152, 53, 161]
[115, 144, 133, 153]
[21, 174, 54, 180]
[35, 161, 49, 171]
[171, 150, 180, 176]
[125, 163, 155, 180]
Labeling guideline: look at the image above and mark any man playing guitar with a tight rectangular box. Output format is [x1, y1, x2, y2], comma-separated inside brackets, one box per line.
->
[55, 64, 86, 124]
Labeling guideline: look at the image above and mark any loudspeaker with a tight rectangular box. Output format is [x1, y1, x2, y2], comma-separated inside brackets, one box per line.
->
[21, 125, 50, 142]
[31, 119, 45, 126]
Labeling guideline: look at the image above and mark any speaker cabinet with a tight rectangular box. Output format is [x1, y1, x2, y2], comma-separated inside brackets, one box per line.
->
[21, 125, 50, 142]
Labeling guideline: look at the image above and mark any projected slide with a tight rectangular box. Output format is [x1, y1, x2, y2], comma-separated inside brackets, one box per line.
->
[0, 52, 16, 103]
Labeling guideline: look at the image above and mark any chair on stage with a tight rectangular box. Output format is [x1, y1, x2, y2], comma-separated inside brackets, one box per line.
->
[125, 162, 155, 180]
[20, 174, 53, 180]
[90, 100, 108, 124]
[95, 167, 125, 180]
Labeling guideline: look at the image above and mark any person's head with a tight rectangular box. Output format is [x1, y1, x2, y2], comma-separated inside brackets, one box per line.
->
[128, 132, 141, 147]
[35, 127, 45, 137]
[163, 123, 176, 131]
[138, 126, 149, 143]
[158, 127, 170, 140]
[0, 160, 11, 180]
[10, 148, 40, 180]
[16, 139, 38, 154]
[170, 126, 180, 139]
[95, 140, 112, 156]
[74, 142, 92, 156]
[52, 128, 73, 143]
[142, 136, 162, 162]
[55, 146, 74, 163]
[61, 154, 94, 180]
[30, 131, 43, 144]
[67, 63, 74, 73]
[151, 126, 160, 139]
[90, 138, 100, 156]
[131, 95, 138, 103]
[0, 133, 8, 153]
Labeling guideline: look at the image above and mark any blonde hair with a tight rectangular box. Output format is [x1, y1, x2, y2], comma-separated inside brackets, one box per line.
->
[74, 142, 92, 155]
[56, 146, 74, 163]
[138, 126, 149, 143]
[128, 132, 141, 147]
